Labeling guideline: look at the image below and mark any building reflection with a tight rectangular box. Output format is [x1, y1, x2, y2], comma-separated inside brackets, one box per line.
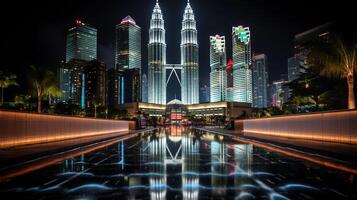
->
[62, 154, 86, 173]
[134, 127, 253, 199]
[182, 132, 199, 199]
[148, 129, 167, 200]
[211, 137, 227, 196]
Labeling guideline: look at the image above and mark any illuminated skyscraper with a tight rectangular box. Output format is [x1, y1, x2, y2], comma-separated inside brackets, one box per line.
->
[115, 16, 142, 104]
[66, 20, 97, 62]
[232, 26, 252, 103]
[209, 35, 227, 102]
[148, 1, 166, 104]
[115, 16, 141, 70]
[181, 0, 199, 104]
[252, 54, 268, 108]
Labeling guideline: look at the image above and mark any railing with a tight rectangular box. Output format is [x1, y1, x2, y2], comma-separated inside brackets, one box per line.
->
[0, 110, 135, 148]
[235, 109, 357, 144]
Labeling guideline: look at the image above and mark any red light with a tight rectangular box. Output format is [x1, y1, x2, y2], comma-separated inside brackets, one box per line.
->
[75, 19, 82, 25]
[227, 59, 233, 68]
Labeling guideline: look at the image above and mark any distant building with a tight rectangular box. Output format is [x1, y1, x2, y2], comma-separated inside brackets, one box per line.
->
[58, 61, 71, 102]
[83, 61, 106, 108]
[252, 54, 268, 108]
[232, 26, 252, 103]
[64, 59, 87, 107]
[115, 16, 141, 70]
[60, 20, 97, 104]
[271, 79, 289, 108]
[120, 68, 141, 103]
[200, 85, 210, 103]
[209, 35, 227, 102]
[66, 20, 97, 62]
[287, 56, 301, 82]
[115, 16, 142, 104]
[142, 73, 148, 103]
[107, 68, 119, 108]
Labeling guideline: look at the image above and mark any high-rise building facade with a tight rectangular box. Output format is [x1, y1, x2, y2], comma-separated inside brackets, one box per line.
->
[232, 26, 252, 103]
[115, 16, 141, 70]
[209, 35, 227, 102]
[107, 68, 119, 108]
[120, 68, 141, 103]
[181, 1, 199, 104]
[66, 20, 97, 63]
[252, 54, 268, 108]
[83, 61, 106, 108]
[293, 23, 332, 74]
[148, 1, 166, 104]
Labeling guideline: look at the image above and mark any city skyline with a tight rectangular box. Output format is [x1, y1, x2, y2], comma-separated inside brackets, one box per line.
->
[2, 0, 354, 101]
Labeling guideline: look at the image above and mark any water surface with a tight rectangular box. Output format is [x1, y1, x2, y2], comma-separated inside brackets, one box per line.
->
[1, 126, 356, 199]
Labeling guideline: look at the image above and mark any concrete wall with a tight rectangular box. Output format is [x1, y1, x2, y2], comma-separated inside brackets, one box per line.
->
[0, 110, 134, 148]
[235, 110, 357, 144]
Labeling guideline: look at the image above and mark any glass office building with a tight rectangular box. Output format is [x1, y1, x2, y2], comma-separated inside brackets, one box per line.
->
[115, 16, 141, 70]
[66, 20, 97, 63]
[252, 54, 268, 108]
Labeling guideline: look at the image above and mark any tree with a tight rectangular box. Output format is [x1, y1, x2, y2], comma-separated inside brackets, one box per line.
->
[0, 71, 18, 106]
[308, 36, 357, 109]
[28, 65, 61, 113]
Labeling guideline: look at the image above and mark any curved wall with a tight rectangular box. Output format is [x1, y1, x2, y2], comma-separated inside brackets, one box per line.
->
[0, 111, 133, 148]
[235, 110, 357, 144]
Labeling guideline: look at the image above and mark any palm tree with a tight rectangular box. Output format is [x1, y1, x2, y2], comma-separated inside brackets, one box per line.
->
[308, 36, 357, 109]
[46, 85, 62, 105]
[29, 65, 61, 113]
[0, 72, 18, 105]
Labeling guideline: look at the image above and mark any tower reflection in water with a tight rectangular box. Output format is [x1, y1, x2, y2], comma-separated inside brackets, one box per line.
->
[138, 126, 253, 199]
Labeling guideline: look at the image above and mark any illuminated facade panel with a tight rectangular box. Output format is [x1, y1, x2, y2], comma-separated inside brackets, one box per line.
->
[210, 35, 227, 102]
[181, 1, 199, 105]
[232, 26, 252, 103]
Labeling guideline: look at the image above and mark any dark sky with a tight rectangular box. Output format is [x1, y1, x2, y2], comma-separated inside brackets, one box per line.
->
[1, 0, 354, 101]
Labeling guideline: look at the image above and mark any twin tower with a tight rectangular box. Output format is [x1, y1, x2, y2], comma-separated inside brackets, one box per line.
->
[148, 0, 199, 105]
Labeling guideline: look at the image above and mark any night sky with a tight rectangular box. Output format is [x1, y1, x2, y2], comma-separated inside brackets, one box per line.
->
[1, 0, 354, 101]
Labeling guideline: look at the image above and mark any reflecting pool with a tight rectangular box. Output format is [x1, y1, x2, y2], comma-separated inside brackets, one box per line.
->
[1, 126, 356, 199]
